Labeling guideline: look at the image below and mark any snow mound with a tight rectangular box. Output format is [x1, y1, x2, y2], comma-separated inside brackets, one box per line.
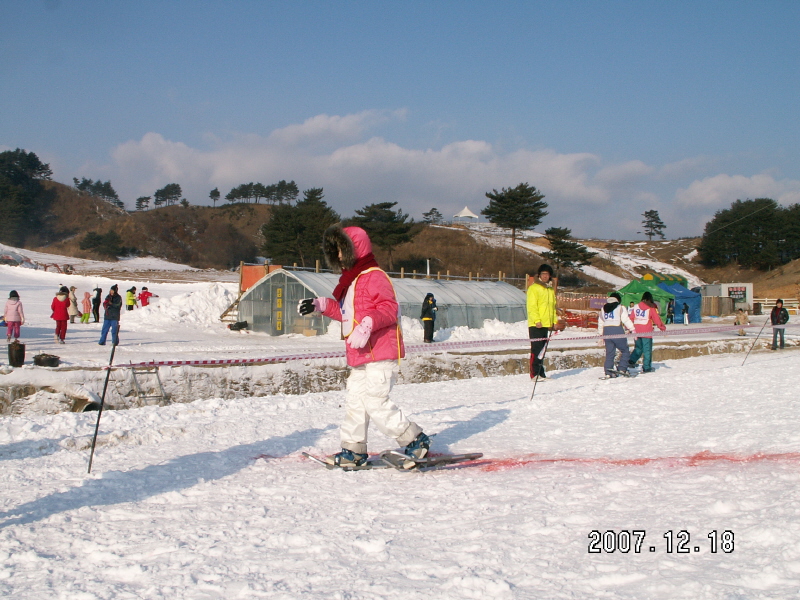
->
[124, 283, 237, 330]
[116, 255, 200, 271]
[437, 319, 528, 342]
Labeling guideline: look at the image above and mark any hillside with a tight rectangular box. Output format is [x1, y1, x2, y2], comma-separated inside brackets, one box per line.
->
[30, 182, 267, 269]
[14, 183, 797, 296]
[589, 238, 800, 298]
[392, 225, 799, 298]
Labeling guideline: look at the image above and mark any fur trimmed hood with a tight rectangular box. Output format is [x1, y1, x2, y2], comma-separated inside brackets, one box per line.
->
[322, 224, 372, 272]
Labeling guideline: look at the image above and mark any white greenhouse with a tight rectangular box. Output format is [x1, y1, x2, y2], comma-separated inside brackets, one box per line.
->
[236, 268, 526, 336]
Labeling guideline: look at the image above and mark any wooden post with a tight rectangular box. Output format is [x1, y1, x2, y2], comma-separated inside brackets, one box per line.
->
[437, 271, 440, 280]
[446, 270, 450, 280]
[238, 261, 244, 293]
[469, 272, 472, 281]
[400, 267, 405, 279]
[315, 259, 320, 273]
[412, 270, 417, 279]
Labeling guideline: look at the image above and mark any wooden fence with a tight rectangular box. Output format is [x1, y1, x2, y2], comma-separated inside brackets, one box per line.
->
[753, 298, 799, 316]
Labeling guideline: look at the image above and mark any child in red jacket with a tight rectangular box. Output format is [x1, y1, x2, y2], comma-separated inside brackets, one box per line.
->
[51, 286, 70, 343]
[137, 287, 159, 307]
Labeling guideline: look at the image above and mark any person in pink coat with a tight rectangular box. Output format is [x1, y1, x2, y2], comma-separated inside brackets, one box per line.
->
[4, 290, 25, 342]
[297, 224, 430, 468]
[627, 291, 667, 373]
[80, 291, 92, 323]
[51, 286, 70, 343]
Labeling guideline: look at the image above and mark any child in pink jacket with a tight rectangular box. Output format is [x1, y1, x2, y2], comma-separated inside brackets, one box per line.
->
[297, 224, 429, 468]
[4, 291, 25, 342]
[81, 292, 92, 323]
[627, 291, 667, 373]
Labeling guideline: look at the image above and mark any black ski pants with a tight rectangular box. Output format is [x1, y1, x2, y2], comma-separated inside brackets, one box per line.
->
[529, 326, 550, 377]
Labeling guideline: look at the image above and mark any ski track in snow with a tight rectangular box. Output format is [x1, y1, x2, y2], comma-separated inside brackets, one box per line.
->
[2, 351, 800, 599]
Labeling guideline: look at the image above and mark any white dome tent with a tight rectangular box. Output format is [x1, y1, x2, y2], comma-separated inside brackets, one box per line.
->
[236, 268, 526, 336]
[453, 206, 480, 222]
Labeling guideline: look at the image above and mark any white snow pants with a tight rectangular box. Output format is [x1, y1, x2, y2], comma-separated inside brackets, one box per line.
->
[340, 360, 421, 454]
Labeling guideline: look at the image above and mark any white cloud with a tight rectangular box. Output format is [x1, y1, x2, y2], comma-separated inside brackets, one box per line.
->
[595, 160, 654, 186]
[675, 173, 800, 208]
[657, 156, 717, 179]
[267, 109, 406, 148]
[74, 111, 800, 239]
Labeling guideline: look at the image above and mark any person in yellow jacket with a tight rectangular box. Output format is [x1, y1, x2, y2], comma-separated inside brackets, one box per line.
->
[526, 264, 563, 379]
[125, 287, 139, 311]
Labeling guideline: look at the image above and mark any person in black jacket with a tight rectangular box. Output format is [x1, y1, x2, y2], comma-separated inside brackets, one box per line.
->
[770, 299, 790, 350]
[99, 285, 122, 346]
[420, 293, 438, 343]
[92, 287, 102, 323]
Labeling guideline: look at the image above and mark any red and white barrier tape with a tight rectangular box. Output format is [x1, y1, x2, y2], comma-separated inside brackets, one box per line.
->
[113, 323, 796, 370]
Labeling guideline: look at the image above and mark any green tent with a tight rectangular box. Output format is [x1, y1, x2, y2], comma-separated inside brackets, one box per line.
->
[616, 280, 675, 320]
[640, 271, 689, 289]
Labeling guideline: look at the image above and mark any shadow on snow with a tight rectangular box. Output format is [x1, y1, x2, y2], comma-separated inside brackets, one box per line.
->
[0, 425, 334, 528]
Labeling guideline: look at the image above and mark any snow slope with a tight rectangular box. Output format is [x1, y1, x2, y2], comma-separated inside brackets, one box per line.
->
[2, 351, 800, 599]
[463, 225, 702, 288]
[0, 243, 201, 273]
[1, 245, 799, 598]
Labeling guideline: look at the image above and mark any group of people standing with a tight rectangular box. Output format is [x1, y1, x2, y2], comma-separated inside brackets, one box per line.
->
[51, 284, 157, 345]
[523, 265, 686, 380]
[0, 284, 158, 346]
[50, 285, 127, 344]
[598, 291, 666, 377]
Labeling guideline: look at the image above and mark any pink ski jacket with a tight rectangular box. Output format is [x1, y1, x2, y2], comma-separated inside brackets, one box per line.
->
[631, 301, 666, 335]
[320, 227, 405, 367]
[4, 299, 24, 323]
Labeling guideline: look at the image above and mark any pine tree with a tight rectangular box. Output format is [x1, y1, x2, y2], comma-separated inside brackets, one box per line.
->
[209, 187, 220, 207]
[261, 187, 339, 267]
[0, 149, 52, 245]
[135, 196, 151, 211]
[348, 202, 418, 271]
[642, 210, 666, 240]
[481, 183, 548, 276]
[697, 198, 784, 269]
[542, 227, 597, 270]
[422, 207, 444, 224]
[154, 183, 182, 207]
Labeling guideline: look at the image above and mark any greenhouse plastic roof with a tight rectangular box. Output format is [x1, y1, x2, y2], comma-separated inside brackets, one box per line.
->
[243, 269, 526, 307]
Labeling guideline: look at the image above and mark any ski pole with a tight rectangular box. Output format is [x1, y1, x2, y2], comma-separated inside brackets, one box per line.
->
[741, 315, 771, 367]
[88, 338, 118, 474]
[530, 328, 553, 400]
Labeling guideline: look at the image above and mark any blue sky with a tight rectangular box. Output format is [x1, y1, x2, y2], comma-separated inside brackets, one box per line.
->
[2, 1, 799, 238]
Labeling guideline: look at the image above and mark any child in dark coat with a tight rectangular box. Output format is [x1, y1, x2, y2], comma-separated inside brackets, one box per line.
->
[420, 293, 438, 343]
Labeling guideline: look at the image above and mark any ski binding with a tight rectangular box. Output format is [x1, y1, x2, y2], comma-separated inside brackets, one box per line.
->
[599, 369, 637, 380]
[301, 451, 391, 471]
[381, 450, 484, 471]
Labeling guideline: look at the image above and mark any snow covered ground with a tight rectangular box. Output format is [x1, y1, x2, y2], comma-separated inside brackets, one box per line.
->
[0, 243, 204, 274]
[1, 253, 800, 598]
[2, 349, 800, 599]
